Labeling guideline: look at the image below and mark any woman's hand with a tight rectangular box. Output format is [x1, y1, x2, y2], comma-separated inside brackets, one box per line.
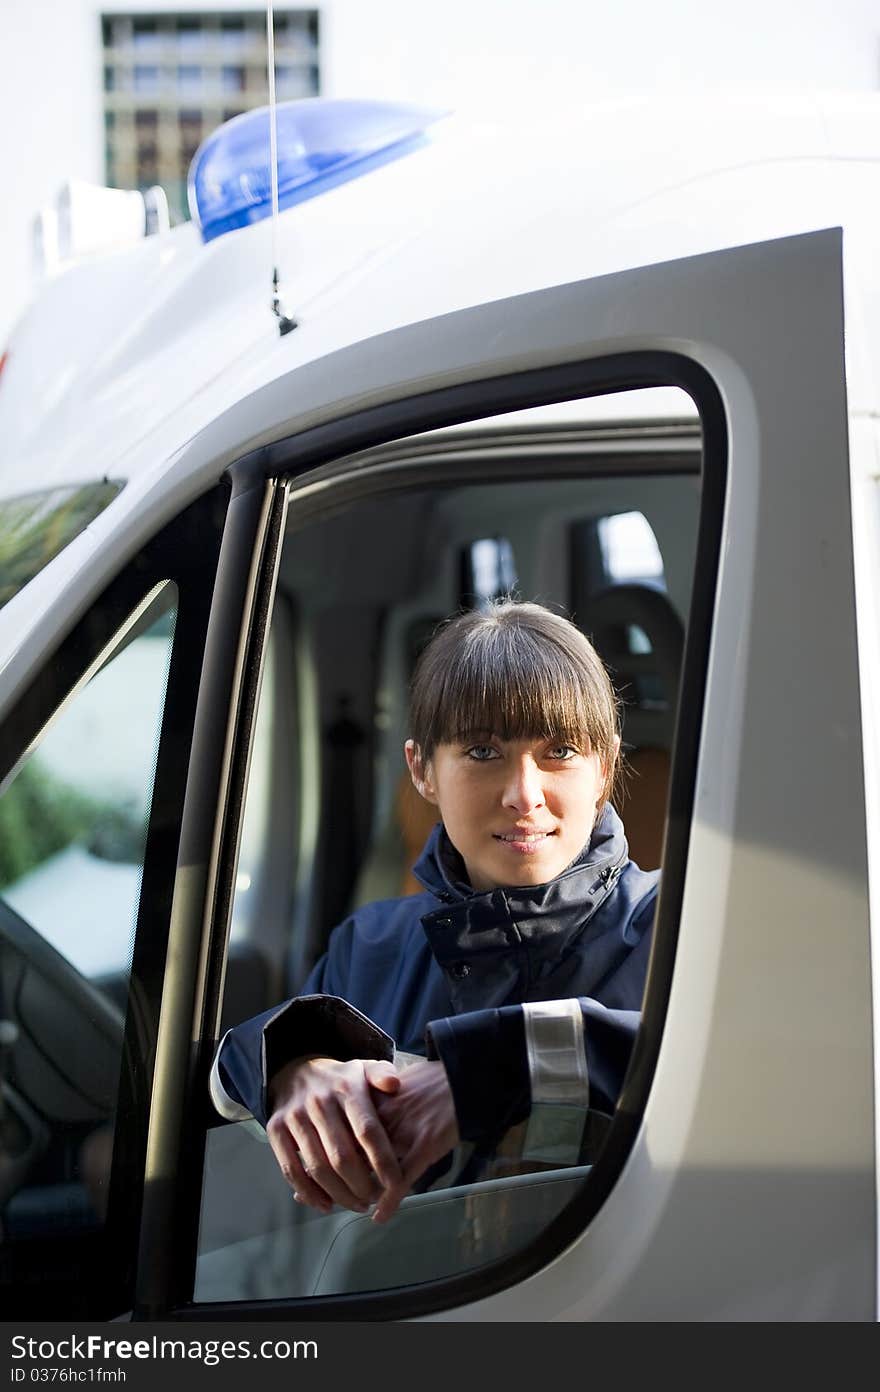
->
[265, 1055, 403, 1215]
[372, 1059, 460, 1223]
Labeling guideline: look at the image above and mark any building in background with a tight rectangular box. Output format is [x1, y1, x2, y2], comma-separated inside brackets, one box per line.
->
[102, 10, 319, 222]
[1, 0, 879, 345]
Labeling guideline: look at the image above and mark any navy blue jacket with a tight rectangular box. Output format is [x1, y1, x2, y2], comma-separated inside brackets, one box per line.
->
[215, 803, 658, 1144]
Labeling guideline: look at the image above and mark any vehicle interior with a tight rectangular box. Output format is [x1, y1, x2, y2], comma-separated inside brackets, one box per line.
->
[230, 446, 698, 1010]
[0, 391, 704, 1310]
[198, 398, 703, 1301]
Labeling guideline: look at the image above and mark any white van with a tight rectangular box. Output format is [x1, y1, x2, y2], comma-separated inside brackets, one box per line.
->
[0, 89, 877, 1322]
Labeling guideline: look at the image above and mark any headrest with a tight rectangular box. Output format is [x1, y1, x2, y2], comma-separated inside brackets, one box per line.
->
[583, 584, 685, 746]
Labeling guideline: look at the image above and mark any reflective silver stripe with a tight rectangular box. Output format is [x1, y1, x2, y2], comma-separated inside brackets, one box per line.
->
[209, 1029, 253, 1121]
[522, 999, 589, 1108]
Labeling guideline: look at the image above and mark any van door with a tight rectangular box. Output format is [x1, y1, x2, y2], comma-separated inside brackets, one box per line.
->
[51, 226, 870, 1321]
[0, 485, 231, 1317]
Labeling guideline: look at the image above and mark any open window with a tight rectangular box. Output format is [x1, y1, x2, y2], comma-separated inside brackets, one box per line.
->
[194, 383, 711, 1307]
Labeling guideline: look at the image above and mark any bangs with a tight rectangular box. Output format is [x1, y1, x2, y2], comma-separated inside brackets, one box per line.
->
[414, 619, 615, 758]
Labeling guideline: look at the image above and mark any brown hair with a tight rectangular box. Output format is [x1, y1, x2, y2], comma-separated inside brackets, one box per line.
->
[408, 599, 621, 807]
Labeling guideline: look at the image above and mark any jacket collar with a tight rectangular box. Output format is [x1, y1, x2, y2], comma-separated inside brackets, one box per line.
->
[413, 803, 629, 1009]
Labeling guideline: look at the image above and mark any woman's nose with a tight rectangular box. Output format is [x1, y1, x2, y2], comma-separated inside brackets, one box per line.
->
[501, 757, 546, 813]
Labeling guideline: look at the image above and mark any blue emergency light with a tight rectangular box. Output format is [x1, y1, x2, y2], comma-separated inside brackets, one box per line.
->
[188, 97, 447, 244]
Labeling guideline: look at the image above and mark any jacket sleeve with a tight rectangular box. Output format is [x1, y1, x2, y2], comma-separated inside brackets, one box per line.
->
[209, 922, 394, 1127]
[425, 998, 640, 1144]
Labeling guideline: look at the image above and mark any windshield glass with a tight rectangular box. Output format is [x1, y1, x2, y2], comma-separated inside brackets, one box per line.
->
[0, 482, 122, 608]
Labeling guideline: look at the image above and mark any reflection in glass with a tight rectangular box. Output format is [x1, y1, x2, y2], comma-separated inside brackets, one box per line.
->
[0, 482, 121, 610]
[0, 588, 177, 980]
[0, 585, 177, 1283]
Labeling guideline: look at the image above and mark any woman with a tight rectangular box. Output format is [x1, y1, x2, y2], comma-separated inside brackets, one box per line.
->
[211, 600, 658, 1224]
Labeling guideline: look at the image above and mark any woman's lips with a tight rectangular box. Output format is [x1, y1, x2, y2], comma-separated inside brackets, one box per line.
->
[493, 829, 556, 854]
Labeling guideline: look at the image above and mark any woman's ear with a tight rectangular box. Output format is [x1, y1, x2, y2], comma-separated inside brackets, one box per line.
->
[405, 739, 438, 805]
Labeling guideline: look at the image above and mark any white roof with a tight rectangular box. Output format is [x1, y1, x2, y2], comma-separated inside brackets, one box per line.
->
[0, 86, 878, 681]
[2, 87, 880, 496]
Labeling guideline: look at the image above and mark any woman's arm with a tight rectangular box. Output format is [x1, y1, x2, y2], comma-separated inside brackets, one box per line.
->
[212, 991, 640, 1214]
[209, 915, 408, 1216]
[209, 911, 394, 1125]
[425, 998, 641, 1144]
[211, 992, 394, 1124]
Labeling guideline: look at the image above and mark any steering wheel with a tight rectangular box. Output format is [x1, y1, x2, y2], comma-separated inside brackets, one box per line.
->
[0, 898, 125, 1130]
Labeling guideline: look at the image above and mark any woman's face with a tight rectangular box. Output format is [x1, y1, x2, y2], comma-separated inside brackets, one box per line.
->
[405, 732, 610, 891]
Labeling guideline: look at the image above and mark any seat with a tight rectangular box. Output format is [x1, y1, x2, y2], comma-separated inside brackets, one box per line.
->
[580, 583, 685, 870]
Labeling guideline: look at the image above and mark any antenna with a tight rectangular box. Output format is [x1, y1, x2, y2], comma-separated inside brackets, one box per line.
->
[266, 5, 297, 336]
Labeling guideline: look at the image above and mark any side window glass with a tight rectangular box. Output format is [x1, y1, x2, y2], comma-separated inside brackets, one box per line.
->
[196, 390, 707, 1308]
[0, 585, 176, 1295]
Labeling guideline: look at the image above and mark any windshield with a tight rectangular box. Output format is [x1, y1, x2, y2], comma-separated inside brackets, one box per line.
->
[0, 482, 122, 608]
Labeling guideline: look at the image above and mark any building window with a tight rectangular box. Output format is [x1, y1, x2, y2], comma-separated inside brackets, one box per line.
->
[101, 10, 320, 223]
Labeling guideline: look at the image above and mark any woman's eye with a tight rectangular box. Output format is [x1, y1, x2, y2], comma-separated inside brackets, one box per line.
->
[547, 745, 577, 760]
[466, 744, 498, 761]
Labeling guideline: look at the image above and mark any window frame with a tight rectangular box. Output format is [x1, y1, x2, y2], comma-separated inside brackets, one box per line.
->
[152, 349, 726, 1321]
[133, 474, 289, 1318]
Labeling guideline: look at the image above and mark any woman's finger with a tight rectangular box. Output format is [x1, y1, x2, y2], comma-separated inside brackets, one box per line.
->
[363, 1059, 401, 1095]
[300, 1098, 379, 1210]
[265, 1113, 332, 1213]
[371, 1174, 411, 1225]
[340, 1087, 403, 1194]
